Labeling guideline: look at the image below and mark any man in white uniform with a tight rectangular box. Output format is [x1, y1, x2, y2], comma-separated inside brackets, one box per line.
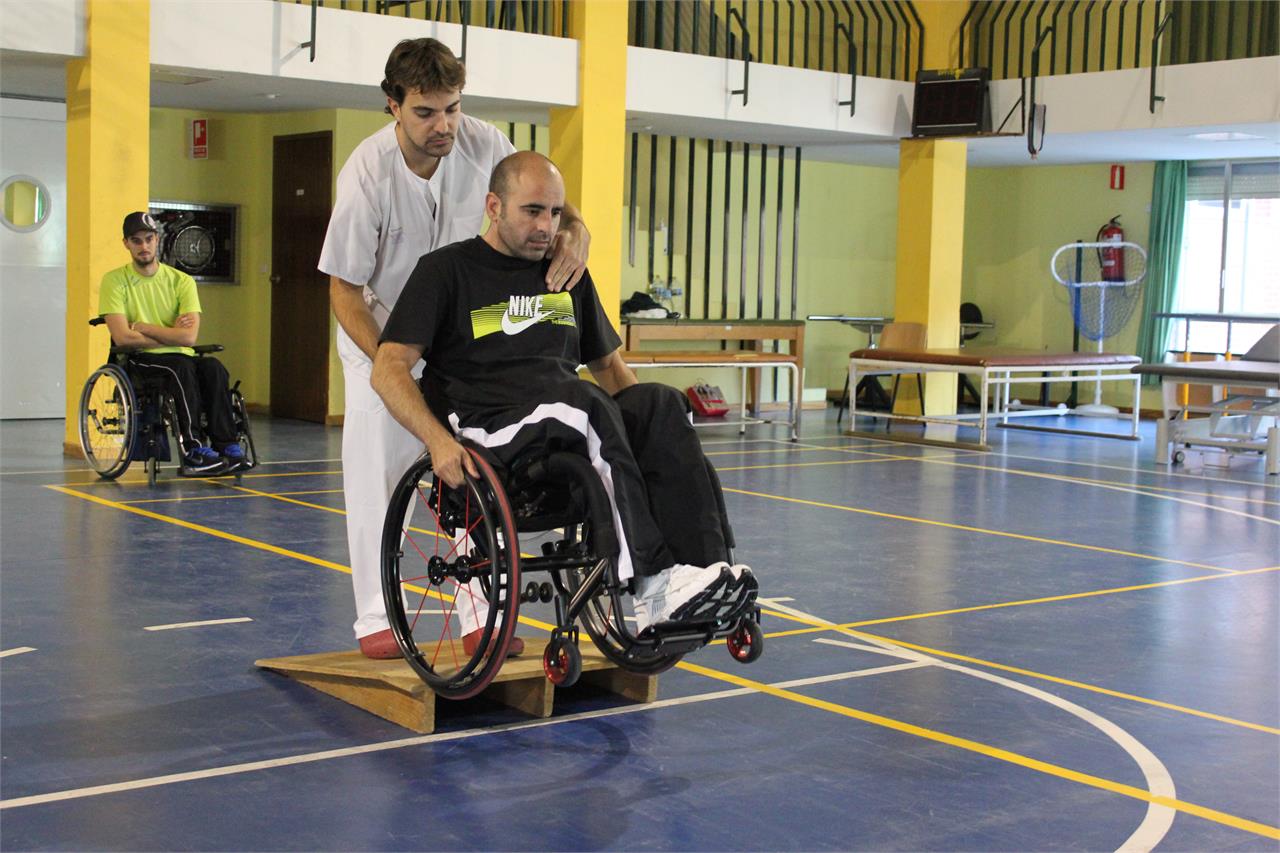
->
[318, 38, 590, 659]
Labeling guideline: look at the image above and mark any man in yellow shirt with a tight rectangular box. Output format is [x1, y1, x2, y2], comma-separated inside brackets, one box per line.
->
[98, 212, 245, 473]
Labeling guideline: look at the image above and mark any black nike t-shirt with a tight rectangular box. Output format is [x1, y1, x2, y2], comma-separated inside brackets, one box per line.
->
[381, 236, 622, 414]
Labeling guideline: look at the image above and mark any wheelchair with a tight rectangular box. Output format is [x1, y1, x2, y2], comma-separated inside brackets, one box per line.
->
[381, 440, 764, 699]
[77, 317, 257, 486]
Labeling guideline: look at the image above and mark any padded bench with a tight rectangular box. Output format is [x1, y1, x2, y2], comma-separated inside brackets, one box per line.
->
[848, 347, 1142, 449]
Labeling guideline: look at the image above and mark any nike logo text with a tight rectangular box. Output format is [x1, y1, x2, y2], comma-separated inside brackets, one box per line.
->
[500, 295, 551, 335]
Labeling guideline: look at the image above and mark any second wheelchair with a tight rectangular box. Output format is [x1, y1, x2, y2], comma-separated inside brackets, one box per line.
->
[77, 318, 257, 486]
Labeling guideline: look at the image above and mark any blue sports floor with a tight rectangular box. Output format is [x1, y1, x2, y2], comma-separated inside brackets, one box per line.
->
[1, 410, 1277, 851]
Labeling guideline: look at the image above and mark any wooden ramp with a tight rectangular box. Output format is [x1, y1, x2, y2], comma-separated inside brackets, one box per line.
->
[256, 637, 658, 733]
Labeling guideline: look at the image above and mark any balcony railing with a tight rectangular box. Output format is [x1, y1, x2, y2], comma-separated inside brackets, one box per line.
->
[630, 0, 924, 82]
[959, 0, 1279, 81]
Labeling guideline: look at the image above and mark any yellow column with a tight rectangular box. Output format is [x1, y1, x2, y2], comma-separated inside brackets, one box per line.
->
[893, 138, 966, 416]
[913, 0, 972, 72]
[549, 0, 627, 324]
[64, 0, 151, 454]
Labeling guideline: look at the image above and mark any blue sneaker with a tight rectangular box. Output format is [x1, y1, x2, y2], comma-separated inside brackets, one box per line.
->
[183, 446, 225, 474]
[220, 443, 249, 471]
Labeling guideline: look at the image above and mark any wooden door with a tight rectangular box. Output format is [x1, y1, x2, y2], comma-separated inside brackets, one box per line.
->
[270, 132, 332, 422]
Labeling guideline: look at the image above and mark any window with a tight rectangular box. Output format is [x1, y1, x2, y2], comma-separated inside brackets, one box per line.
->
[1174, 159, 1279, 354]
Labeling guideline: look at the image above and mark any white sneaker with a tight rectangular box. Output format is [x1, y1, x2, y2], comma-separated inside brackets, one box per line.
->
[633, 562, 751, 632]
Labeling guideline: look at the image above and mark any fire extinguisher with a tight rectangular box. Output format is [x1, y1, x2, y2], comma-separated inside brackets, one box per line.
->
[1097, 215, 1125, 282]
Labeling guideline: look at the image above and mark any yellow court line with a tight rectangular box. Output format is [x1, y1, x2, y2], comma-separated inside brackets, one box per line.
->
[803, 434, 1280, 491]
[213, 482, 348, 516]
[722, 485, 1236, 573]
[751, 603, 1280, 736]
[760, 566, 1280, 642]
[47, 484, 556, 633]
[994, 448, 1280, 491]
[851, 629, 1280, 736]
[718, 455, 921, 472]
[678, 660, 1280, 841]
[56, 469, 343, 488]
[47, 485, 354, 575]
[121, 489, 343, 506]
[703, 445, 885, 458]
[45, 483, 1280, 839]
[885, 454, 1280, 523]
[740, 440, 1280, 510]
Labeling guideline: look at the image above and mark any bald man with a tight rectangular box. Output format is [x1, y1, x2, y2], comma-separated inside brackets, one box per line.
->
[373, 152, 758, 636]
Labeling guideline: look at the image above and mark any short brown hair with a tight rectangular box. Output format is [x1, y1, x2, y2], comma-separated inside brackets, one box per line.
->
[380, 38, 466, 114]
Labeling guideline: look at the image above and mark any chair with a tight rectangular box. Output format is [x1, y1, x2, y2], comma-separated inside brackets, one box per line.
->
[958, 302, 985, 405]
[878, 322, 928, 419]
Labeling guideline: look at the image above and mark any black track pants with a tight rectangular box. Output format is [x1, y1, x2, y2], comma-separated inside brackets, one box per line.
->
[448, 381, 726, 579]
[128, 353, 237, 452]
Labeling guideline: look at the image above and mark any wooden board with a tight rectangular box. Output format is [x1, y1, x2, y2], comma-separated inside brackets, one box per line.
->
[256, 636, 657, 734]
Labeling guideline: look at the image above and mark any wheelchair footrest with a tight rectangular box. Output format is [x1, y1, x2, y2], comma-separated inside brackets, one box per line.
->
[637, 614, 743, 656]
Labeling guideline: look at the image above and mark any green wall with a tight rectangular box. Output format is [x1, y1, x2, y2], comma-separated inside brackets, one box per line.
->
[962, 160, 1158, 408]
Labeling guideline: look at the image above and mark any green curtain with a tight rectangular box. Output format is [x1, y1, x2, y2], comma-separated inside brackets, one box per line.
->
[1136, 161, 1187, 384]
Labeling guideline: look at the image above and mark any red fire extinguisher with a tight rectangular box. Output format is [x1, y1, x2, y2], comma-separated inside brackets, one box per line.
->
[1097, 215, 1125, 282]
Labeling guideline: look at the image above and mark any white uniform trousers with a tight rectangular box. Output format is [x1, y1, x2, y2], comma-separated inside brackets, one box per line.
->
[339, 331, 490, 639]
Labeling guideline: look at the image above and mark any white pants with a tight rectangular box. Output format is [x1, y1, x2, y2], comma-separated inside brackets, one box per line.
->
[338, 331, 489, 640]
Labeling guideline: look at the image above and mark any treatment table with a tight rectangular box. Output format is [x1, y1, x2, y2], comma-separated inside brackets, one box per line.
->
[848, 347, 1142, 450]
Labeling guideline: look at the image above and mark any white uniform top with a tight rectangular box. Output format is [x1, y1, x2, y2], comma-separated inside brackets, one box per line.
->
[318, 114, 516, 332]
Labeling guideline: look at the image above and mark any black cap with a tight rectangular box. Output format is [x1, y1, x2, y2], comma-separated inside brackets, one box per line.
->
[122, 211, 159, 238]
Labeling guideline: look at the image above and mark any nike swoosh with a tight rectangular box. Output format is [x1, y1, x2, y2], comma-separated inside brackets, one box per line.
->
[500, 309, 552, 336]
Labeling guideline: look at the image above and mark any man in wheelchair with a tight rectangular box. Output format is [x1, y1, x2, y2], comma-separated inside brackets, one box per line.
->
[372, 151, 758, 645]
[98, 212, 248, 474]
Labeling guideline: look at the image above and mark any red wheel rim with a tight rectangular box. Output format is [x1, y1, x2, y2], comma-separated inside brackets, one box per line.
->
[543, 645, 570, 684]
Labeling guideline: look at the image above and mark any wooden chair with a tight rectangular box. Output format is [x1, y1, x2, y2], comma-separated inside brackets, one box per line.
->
[878, 322, 928, 419]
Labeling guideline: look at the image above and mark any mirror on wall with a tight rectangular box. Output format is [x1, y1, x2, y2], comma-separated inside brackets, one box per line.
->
[1, 175, 51, 233]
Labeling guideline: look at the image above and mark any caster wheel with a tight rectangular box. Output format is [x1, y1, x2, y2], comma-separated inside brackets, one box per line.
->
[1172, 450, 1186, 464]
[539, 581, 554, 603]
[146, 457, 158, 487]
[726, 619, 764, 663]
[522, 581, 540, 603]
[543, 636, 582, 687]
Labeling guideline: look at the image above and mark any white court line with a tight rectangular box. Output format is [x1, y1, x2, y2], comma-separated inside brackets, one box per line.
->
[784, 602, 1177, 853]
[758, 596, 795, 604]
[0, 458, 343, 478]
[0, 647, 37, 659]
[0, 666, 904, 811]
[794, 434, 1279, 491]
[143, 617, 254, 632]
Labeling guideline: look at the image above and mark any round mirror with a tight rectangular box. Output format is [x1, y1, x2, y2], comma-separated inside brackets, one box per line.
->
[1, 175, 52, 233]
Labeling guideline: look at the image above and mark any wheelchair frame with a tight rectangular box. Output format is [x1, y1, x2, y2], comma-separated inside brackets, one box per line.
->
[77, 318, 257, 486]
[381, 442, 763, 700]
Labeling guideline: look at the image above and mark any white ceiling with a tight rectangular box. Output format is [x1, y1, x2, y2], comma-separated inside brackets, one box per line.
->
[4, 48, 1278, 168]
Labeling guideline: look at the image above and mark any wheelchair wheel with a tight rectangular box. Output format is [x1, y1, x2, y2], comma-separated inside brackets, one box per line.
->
[78, 364, 137, 480]
[382, 447, 521, 700]
[559, 529, 681, 676]
[230, 387, 258, 468]
[543, 636, 582, 687]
